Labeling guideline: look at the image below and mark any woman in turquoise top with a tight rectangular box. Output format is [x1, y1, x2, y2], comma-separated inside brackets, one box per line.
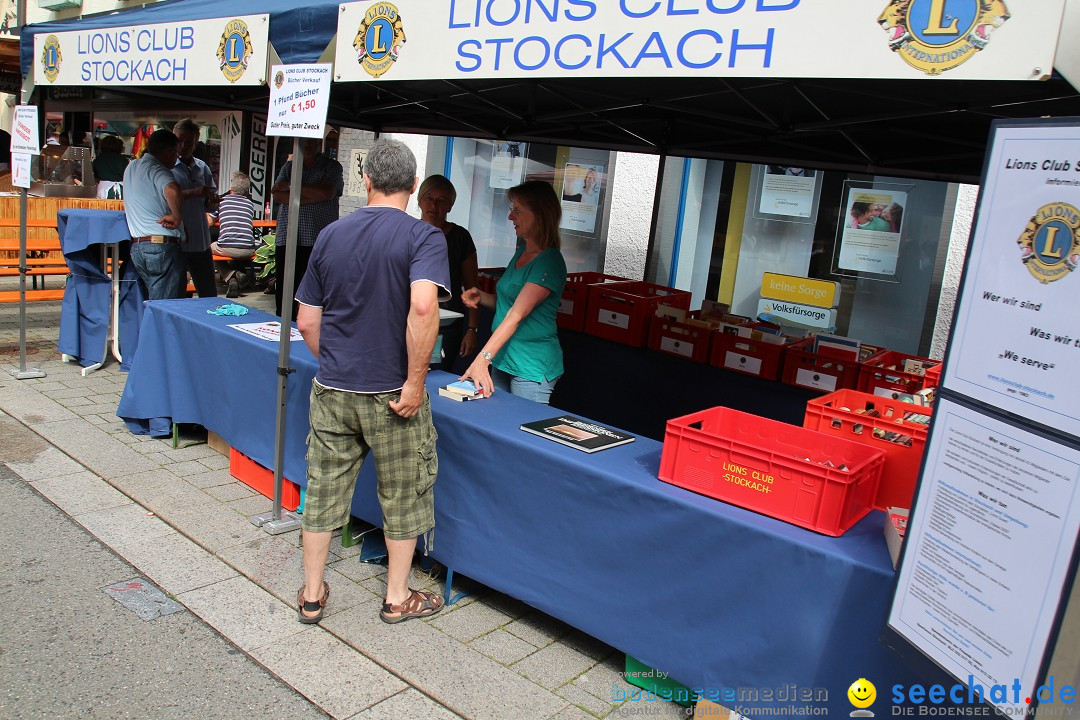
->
[461, 181, 567, 404]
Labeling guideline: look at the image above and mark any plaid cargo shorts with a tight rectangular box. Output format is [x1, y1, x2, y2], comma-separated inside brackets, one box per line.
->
[301, 382, 438, 541]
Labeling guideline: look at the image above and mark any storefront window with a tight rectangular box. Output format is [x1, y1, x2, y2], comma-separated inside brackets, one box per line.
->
[443, 137, 616, 273]
[659, 161, 959, 355]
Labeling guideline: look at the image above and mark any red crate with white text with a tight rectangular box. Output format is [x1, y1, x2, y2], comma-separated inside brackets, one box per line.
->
[781, 339, 883, 393]
[646, 310, 718, 364]
[857, 351, 939, 397]
[709, 325, 798, 380]
[558, 272, 630, 331]
[584, 281, 692, 347]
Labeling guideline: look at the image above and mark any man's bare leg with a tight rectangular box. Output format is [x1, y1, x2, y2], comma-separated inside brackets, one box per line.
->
[301, 528, 332, 618]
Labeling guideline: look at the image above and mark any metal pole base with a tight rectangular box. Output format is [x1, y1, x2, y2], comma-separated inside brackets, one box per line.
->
[10, 368, 46, 380]
[251, 510, 302, 534]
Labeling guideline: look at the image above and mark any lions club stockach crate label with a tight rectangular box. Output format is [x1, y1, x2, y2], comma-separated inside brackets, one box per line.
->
[659, 407, 884, 536]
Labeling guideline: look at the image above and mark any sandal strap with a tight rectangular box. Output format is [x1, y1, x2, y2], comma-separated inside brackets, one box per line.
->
[385, 588, 442, 615]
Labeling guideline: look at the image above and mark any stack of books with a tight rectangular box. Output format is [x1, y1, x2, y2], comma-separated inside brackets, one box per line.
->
[438, 380, 484, 402]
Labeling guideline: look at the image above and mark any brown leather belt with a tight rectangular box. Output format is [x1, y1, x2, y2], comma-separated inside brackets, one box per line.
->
[131, 235, 178, 244]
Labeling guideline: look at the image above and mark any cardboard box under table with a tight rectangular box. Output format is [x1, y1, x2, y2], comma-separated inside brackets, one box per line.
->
[803, 389, 932, 510]
[585, 281, 692, 347]
[659, 407, 884, 536]
[557, 271, 630, 331]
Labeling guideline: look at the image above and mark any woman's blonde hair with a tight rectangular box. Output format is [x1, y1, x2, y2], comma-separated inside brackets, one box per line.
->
[417, 174, 457, 205]
[508, 180, 561, 250]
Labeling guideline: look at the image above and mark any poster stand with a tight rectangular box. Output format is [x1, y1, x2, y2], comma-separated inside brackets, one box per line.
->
[882, 118, 1080, 716]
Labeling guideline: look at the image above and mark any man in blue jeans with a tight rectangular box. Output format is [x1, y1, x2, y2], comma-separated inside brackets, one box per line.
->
[122, 129, 184, 299]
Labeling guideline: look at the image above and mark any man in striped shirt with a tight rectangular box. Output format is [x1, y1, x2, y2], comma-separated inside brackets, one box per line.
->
[211, 171, 258, 298]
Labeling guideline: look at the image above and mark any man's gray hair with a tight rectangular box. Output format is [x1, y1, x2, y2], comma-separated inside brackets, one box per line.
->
[230, 171, 251, 195]
[173, 118, 200, 137]
[364, 139, 416, 195]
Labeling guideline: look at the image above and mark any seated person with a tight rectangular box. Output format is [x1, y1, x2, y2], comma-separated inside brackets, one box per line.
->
[211, 171, 258, 298]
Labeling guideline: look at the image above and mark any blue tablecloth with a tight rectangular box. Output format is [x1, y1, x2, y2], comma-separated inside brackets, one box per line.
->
[57, 208, 144, 371]
[117, 298, 921, 717]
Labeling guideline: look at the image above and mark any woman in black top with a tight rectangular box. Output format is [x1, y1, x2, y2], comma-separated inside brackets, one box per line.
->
[418, 174, 479, 372]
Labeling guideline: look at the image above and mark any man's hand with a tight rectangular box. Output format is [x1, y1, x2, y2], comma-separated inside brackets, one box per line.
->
[158, 213, 180, 230]
[389, 379, 425, 418]
[462, 288, 481, 309]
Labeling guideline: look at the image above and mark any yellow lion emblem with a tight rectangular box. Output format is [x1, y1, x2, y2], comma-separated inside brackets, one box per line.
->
[877, 0, 1010, 75]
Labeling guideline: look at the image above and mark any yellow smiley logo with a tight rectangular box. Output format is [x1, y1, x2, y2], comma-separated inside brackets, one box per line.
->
[848, 678, 877, 709]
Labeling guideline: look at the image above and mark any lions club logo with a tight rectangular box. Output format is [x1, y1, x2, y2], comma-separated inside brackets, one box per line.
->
[1017, 203, 1080, 284]
[217, 19, 254, 83]
[41, 35, 62, 83]
[273, 70, 284, 89]
[353, 3, 406, 79]
[877, 0, 1011, 75]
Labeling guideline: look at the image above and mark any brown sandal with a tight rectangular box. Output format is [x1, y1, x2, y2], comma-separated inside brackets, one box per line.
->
[297, 581, 330, 624]
[380, 588, 444, 624]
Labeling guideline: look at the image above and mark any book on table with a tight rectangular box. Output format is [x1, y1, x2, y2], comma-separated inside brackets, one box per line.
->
[438, 380, 485, 402]
[519, 415, 635, 453]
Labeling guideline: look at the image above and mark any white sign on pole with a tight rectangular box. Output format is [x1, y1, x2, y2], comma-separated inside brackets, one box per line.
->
[336, 0, 1063, 83]
[943, 123, 1080, 439]
[33, 15, 269, 87]
[11, 105, 40, 156]
[266, 64, 332, 138]
[11, 154, 32, 189]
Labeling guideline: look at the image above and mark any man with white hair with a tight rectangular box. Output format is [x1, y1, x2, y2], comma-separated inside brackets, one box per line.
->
[212, 171, 259, 298]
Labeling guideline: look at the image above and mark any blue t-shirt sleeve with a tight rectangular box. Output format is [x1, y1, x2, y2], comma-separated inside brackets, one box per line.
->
[525, 248, 566, 295]
[295, 243, 325, 307]
[411, 226, 452, 301]
[155, 164, 177, 196]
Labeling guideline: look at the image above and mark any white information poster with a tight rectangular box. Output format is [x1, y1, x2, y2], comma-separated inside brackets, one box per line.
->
[759, 166, 817, 218]
[944, 124, 1080, 439]
[11, 154, 32, 189]
[559, 162, 603, 233]
[266, 64, 332, 138]
[489, 141, 526, 189]
[888, 397, 1080, 715]
[11, 105, 40, 155]
[837, 188, 908, 275]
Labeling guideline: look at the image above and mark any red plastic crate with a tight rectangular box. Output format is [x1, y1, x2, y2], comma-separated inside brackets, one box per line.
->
[659, 407, 884, 536]
[781, 339, 883, 393]
[647, 311, 715, 363]
[922, 363, 942, 390]
[803, 389, 932, 510]
[230, 448, 301, 511]
[858, 351, 940, 396]
[709, 326, 797, 380]
[558, 272, 630, 332]
[585, 281, 692, 347]
[477, 267, 505, 294]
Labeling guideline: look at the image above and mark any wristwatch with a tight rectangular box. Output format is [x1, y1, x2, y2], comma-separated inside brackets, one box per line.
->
[481, 351, 493, 363]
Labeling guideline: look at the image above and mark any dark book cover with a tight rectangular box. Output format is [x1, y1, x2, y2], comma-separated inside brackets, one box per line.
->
[519, 415, 635, 454]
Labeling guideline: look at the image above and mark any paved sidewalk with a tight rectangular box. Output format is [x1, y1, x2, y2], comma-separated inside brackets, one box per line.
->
[0, 287, 686, 720]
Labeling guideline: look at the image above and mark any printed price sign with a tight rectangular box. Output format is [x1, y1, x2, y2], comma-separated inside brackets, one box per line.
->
[11, 105, 40, 155]
[266, 64, 331, 138]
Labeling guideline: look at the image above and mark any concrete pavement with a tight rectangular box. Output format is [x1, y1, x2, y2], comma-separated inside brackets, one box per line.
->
[0, 281, 685, 720]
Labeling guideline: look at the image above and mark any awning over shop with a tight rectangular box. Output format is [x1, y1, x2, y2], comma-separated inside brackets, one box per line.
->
[18, 0, 1080, 183]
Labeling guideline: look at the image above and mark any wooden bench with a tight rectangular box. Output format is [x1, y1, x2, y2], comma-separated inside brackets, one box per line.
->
[0, 218, 70, 300]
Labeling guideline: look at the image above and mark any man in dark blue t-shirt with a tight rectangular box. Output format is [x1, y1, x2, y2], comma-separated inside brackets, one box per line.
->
[295, 139, 451, 625]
